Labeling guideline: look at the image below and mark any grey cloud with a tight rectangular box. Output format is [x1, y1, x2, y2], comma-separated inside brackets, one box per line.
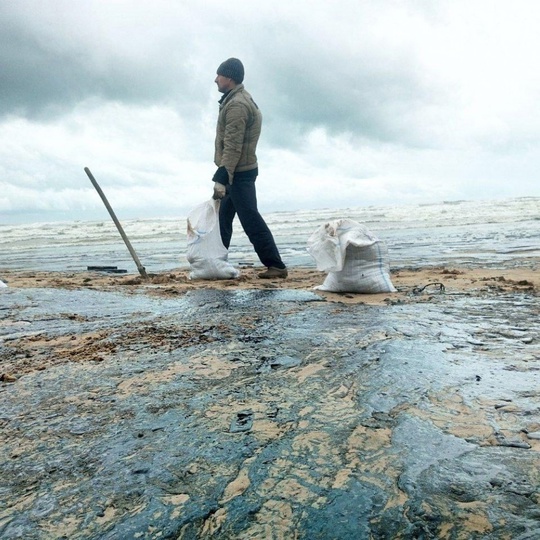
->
[252, 41, 433, 149]
[1, 26, 91, 117]
[0, 28, 180, 119]
[1, 0, 436, 148]
[0, 4, 208, 120]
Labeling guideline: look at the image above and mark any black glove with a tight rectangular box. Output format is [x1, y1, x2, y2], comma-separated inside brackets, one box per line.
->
[212, 166, 229, 185]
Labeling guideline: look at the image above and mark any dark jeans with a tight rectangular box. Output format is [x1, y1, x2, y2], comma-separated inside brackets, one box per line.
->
[219, 169, 285, 269]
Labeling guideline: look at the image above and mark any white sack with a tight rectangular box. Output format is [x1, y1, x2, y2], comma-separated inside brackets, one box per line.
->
[0, 279, 7, 288]
[186, 199, 240, 280]
[307, 219, 396, 293]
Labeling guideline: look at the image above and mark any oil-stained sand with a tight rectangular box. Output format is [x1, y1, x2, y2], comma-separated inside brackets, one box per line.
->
[1, 265, 539, 538]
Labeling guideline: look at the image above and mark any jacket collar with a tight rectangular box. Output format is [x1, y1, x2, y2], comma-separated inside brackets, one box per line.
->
[218, 84, 244, 105]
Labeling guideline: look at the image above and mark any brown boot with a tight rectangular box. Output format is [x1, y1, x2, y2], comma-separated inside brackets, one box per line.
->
[258, 266, 288, 279]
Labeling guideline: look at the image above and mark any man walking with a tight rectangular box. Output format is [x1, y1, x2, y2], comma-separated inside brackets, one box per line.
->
[212, 58, 288, 279]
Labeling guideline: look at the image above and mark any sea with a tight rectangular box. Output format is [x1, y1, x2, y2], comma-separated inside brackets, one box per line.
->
[1, 197, 538, 274]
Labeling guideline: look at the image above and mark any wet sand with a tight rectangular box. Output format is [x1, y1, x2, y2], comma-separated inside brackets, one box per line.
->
[1, 264, 538, 305]
[1, 263, 539, 538]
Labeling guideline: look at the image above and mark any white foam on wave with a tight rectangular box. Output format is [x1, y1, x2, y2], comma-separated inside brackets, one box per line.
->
[1, 197, 538, 272]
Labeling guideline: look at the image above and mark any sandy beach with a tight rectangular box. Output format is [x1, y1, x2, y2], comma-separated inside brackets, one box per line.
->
[1, 262, 539, 538]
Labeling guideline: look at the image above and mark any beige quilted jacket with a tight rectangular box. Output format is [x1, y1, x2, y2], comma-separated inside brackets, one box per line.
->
[214, 84, 262, 183]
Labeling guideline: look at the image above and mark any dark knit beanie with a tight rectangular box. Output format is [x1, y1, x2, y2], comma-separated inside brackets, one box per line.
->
[216, 58, 244, 83]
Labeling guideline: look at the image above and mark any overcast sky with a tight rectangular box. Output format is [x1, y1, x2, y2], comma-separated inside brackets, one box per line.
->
[1, 0, 539, 224]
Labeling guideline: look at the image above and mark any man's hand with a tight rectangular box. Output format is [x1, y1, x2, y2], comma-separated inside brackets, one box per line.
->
[213, 182, 226, 200]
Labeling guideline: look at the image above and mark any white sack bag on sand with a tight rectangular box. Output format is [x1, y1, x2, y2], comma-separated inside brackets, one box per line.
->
[307, 219, 396, 293]
[186, 199, 240, 280]
[0, 280, 7, 288]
